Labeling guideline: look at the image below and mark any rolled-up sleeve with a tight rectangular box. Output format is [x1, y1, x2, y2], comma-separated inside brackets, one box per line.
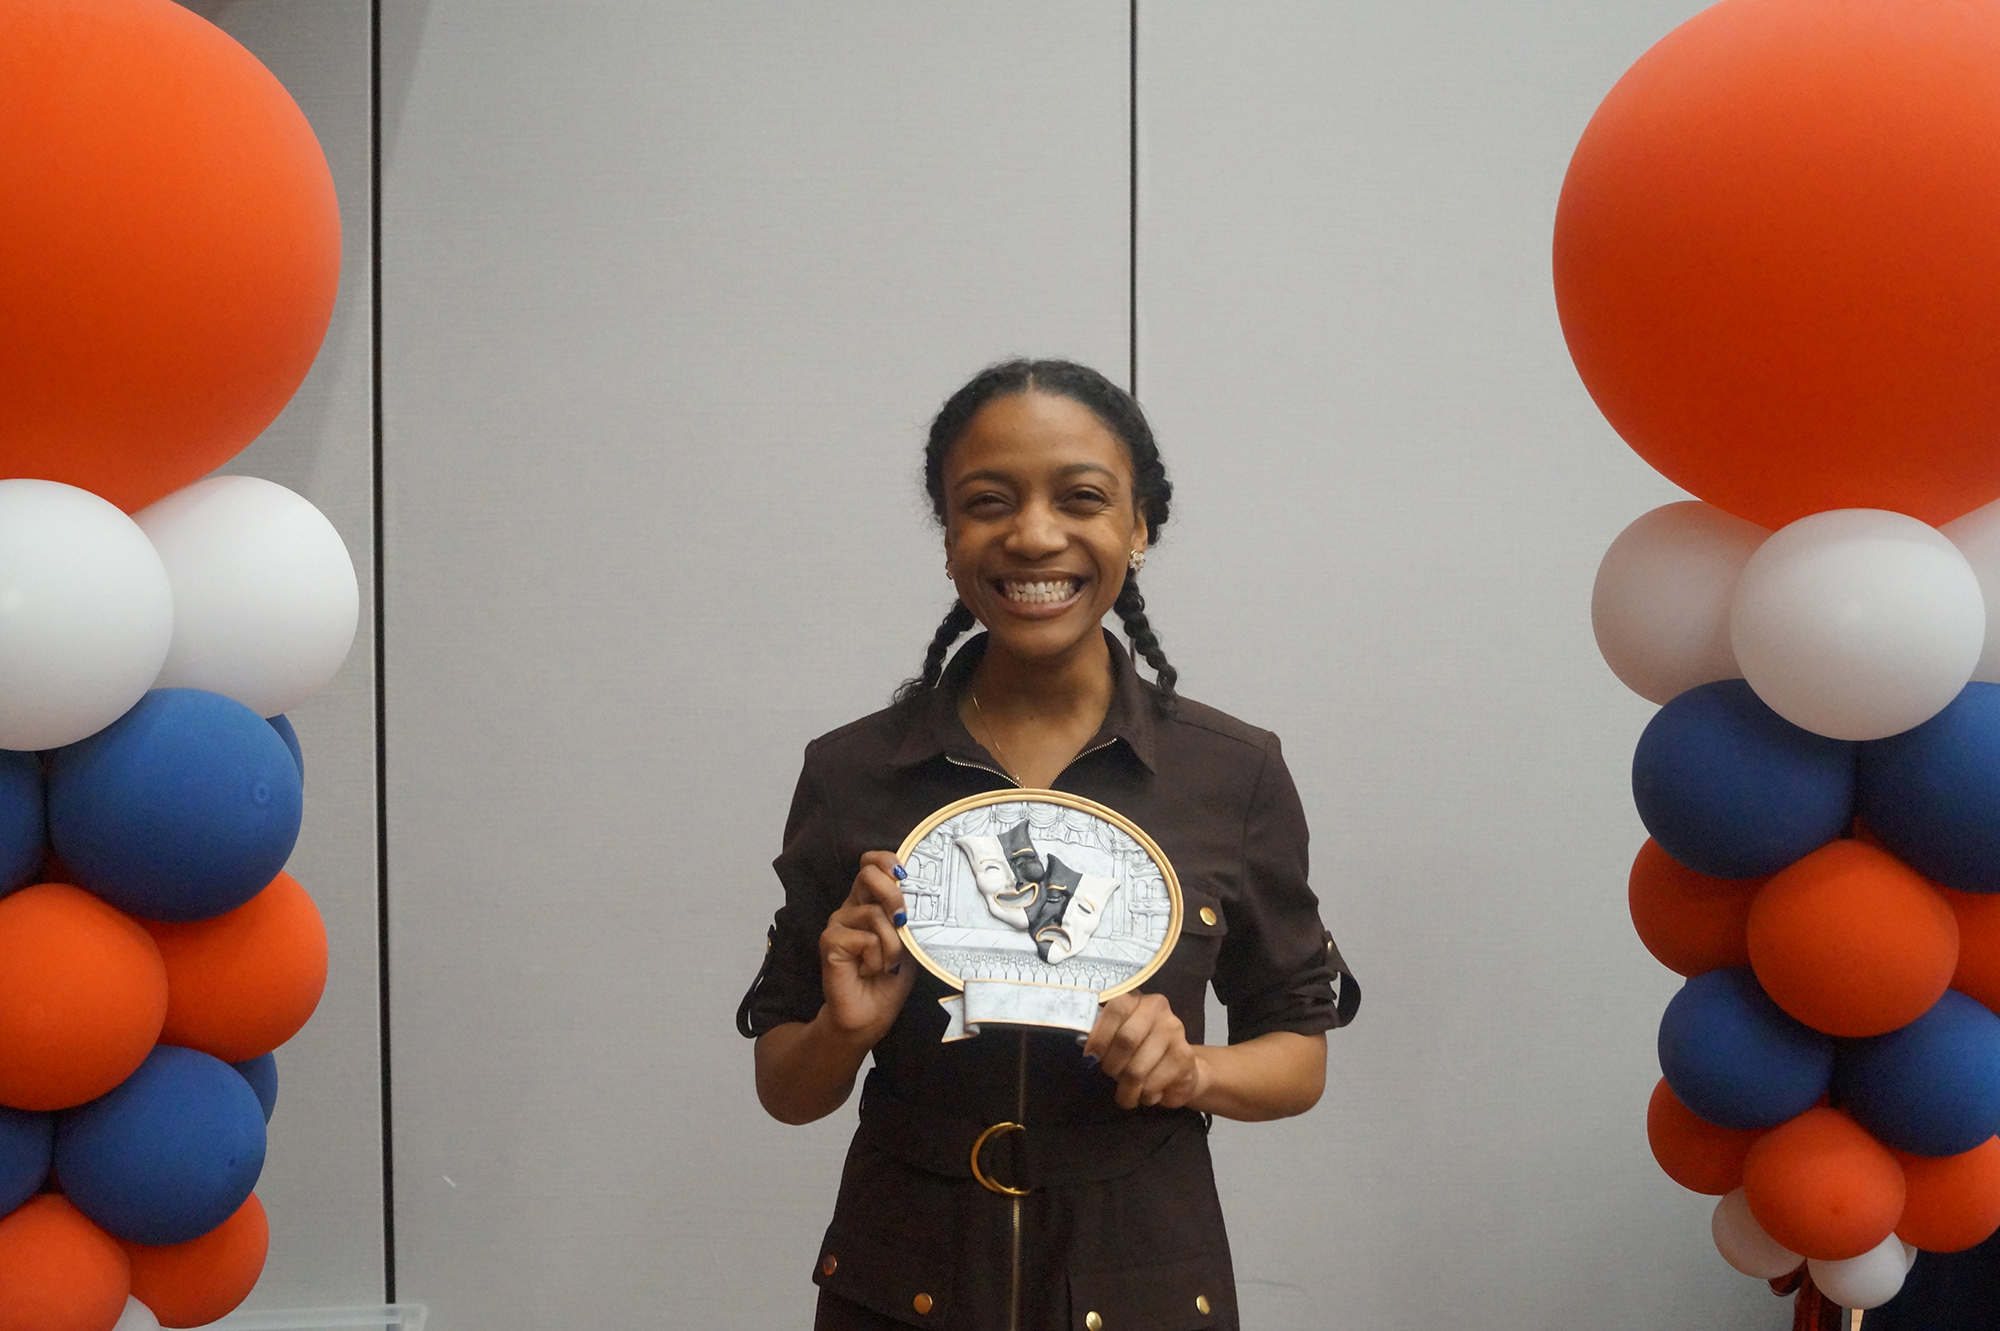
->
[743, 748, 844, 1036]
[1215, 735, 1348, 1044]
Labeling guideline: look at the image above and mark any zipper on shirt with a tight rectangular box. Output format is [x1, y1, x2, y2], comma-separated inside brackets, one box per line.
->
[944, 736, 1118, 791]
[1010, 1028, 1027, 1331]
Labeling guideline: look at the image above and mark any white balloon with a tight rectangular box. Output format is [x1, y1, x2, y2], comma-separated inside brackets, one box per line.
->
[1593, 502, 1768, 704]
[1902, 1238, 1919, 1271]
[1712, 1188, 1804, 1280]
[1809, 1232, 1910, 1310]
[1942, 495, 2000, 685]
[137, 475, 359, 717]
[0, 479, 174, 750]
[1731, 508, 1985, 740]
[113, 1296, 161, 1331]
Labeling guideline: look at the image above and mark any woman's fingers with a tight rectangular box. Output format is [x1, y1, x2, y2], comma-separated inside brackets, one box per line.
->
[1085, 993, 1200, 1109]
[851, 850, 910, 926]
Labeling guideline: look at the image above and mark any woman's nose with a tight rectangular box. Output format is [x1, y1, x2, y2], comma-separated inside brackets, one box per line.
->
[1007, 500, 1065, 555]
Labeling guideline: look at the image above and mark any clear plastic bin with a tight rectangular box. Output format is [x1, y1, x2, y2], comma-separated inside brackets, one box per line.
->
[209, 1308, 427, 1331]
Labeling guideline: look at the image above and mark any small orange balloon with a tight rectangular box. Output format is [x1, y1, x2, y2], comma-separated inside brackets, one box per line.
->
[1940, 887, 2000, 1016]
[145, 873, 326, 1063]
[122, 1193, 268, 1328]
[0, 1195, 131, 1331]
[1647, 1077, 1761, 1195]
[1629, 838, 1762, 977]
[0, 0, 341, 511]
[1554, 0, 2000, 527]
[1748, 841, 1957, 1037]
[0, 883, 167, 1110]
[1895, 1138, 2000, 1253]
[1744, 1108, 1906, 1261]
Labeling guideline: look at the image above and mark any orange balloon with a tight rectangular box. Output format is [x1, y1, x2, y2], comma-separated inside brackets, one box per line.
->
[1647, 1078, 1760, 1195]
[1895, 1138, 2000, 1253]
[1744, 1108, 1906, 1261]
[145, 873, 326, 1063]
[0, 0, 340, 512]
[1628, 838, 1762, 977]
[122, 1193, 268, 1328]
[1747, 841, 1957, 1037]
[1940, 887, 2000, 1016]
[0, 883, 167, 1110]
[1553, 0, 2000, 527]
[0, 1196, 131, 1331]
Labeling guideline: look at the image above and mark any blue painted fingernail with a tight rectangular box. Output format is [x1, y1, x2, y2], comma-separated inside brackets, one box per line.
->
[893, 910, 907, 927]
[890, 963, 901, 976]
[891, 864, 907, 881]
[1082, 1053, 1099, 1070]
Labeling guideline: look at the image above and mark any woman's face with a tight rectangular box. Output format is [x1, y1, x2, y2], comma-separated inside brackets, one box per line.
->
[942, 391, 1147, 667]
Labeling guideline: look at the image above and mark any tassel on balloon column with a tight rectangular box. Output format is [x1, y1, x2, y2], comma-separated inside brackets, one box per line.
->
[0, 2, 352, 1329]
[1557, 0, 2000, 1317]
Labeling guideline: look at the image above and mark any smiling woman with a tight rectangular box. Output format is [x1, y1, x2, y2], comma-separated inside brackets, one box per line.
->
[739, 359, 1359, 1331]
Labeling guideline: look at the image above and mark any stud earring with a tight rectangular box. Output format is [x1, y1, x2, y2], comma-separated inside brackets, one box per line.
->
[1127, 550, 1146, 573]
[945, 563, 955, 581]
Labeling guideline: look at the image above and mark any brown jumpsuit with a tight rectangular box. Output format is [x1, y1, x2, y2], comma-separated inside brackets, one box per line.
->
[742, 633, 1358, 1331]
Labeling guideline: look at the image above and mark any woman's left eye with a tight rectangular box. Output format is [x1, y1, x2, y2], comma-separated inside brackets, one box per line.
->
[1066, 489, 1110, 508]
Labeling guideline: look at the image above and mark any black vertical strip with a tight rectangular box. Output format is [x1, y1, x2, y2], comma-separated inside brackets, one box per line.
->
[1129, 0, 1139, 397]
[369, 0, 397, 1304]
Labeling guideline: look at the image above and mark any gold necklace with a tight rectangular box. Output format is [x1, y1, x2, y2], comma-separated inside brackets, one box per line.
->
[969, 691, 1022, 785]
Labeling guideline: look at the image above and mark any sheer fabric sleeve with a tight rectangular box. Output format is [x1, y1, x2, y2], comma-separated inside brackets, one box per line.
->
[739, 747, 845, 1037]
[1214, 734, 1355, 1044]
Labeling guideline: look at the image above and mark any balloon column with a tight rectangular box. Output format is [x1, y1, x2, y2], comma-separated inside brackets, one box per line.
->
[1558, 0, 2000, 1314]
[0, 2, 349, 1330]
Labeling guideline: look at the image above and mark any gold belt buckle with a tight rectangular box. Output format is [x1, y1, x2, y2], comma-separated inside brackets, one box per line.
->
[970, 1120, 1029, 1196]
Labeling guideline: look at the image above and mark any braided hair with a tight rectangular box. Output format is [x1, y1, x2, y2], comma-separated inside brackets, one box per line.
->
[895, 359, 1178, 711]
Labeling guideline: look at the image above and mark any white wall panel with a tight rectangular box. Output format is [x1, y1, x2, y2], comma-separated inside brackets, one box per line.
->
[1138, 3, 1783, 1328]
[378, 4, 1127, 1326]
[179, 0, 386, 1308]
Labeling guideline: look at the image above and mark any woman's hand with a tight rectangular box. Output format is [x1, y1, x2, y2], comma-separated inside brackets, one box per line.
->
[819, 850, 918, 1045]
[1083, 992, 1207, 1110]
[1083, 997, 1329, 1121]
[754, 851, 918, 1125]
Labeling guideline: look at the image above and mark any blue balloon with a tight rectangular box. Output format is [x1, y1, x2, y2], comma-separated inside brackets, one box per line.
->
[0, 749, 44, 901]
[1659, 967, 1834, 1130]
[0, 1105, 52, 1216]
[1858, 683, 2000, 894]
[47, 689, 303, 922]
[267, 714, 303, 783]
[1835, 990, 2000, 1157]
[232, 1053, 278, 1124]
[54, 1045, 266, 1246]
[1632, 679, 1857, 879]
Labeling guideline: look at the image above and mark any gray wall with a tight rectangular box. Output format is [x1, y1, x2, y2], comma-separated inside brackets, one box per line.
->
[178, 0, 386, 1311]
[190, 2, 1794, 1327]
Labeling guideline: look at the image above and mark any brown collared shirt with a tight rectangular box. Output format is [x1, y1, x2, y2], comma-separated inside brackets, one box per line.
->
[746, 633, 1355, 1329]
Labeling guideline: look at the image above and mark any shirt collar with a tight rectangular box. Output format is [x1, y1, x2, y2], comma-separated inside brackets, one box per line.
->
[888, 629, 1158, 775]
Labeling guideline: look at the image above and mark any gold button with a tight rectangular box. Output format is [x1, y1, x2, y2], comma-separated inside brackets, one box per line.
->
[820, 1253, 837, 1276]
[1199, 906, 1218, 926]
[1085, 1314, 1103, 1331]
[913, 1293, 933, 1315]
[1196, 1294, 1211, 1315]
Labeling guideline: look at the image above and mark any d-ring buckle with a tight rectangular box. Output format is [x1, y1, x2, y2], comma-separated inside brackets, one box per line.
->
[970, 1120, 1029, 1196]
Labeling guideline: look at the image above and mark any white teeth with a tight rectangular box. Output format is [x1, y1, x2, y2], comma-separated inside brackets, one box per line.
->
[1003, 579, 1079, 605]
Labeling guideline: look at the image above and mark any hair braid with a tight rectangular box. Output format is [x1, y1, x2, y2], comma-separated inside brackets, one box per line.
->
[895, 601, 977, 705]
[1114, 576, 1178, 709]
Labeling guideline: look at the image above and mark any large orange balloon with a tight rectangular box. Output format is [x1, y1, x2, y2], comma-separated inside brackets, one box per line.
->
[0, 1196, 131, 1331]
[0, 884, 167, 1110]
[1743, 1108, 1906, 1261]
[0, 0, 340, 512]
[1554, 0, 2000, 528]
[1941, 887, 2000, 1016]
[146, 872, 327, 1062]
[1747, 840, 1958, 1037]
[122, 1193, 268, 1328]
[1628, 838, 1761, 977]
[1647, 1077, 1760, 1195]
[1895, 1138, 2000, 1253]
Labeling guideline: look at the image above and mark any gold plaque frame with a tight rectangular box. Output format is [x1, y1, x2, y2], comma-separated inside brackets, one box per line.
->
[895, 788, 1183, 1002]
